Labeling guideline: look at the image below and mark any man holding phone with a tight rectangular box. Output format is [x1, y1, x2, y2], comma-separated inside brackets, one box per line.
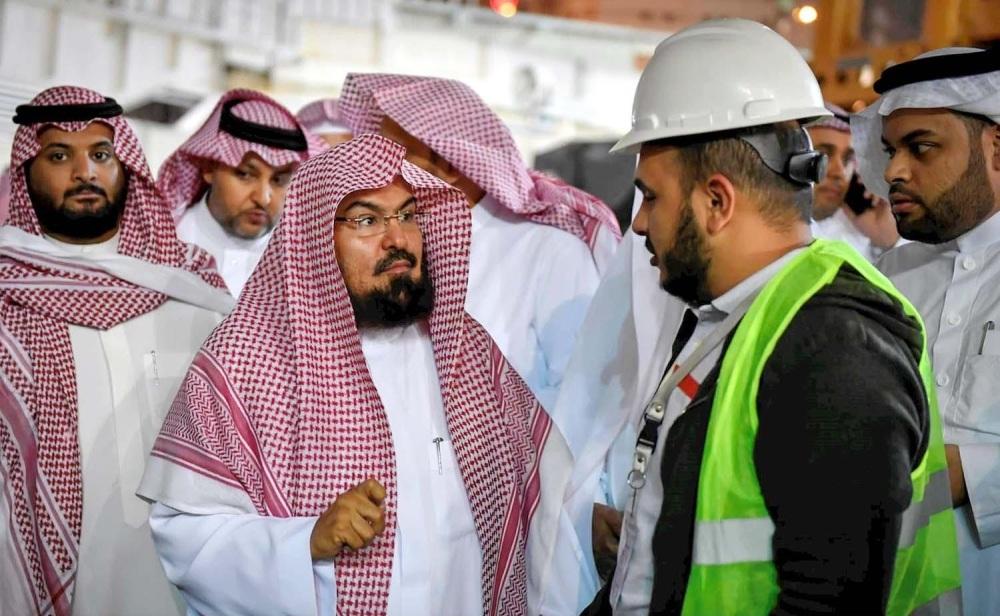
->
[808, 102, 890, 261]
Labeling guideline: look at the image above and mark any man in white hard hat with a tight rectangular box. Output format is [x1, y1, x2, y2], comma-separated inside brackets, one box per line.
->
[855, 45, 1000, 615]
[576, 18, 961, 616]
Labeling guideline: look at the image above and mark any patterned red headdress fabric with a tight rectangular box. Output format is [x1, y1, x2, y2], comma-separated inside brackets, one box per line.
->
[296, 97, 348, 132]
[0, 85, 227, 615]
[144, 135, 556, 614]
[157, 88, 326, 221]
[810, 101, 852, 133]
[338, 73, 621, 268]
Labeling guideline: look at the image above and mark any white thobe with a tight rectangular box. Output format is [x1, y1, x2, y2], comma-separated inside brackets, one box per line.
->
[813, 208, 879, 262]
[466, 196, 600, 411]
[175, 197, 271, 297]
[146, 323, 484, 616]
[38, 235, 225, 616]
[879, 210, 1000, 616]
[544, 190, 683, 613]
[609, 249, 802, 615]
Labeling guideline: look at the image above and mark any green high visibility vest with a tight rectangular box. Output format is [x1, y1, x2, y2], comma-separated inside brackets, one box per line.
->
[682, 239, 962, 616]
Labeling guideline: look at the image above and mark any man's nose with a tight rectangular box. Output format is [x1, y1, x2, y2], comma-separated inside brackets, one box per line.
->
[885, 154, 911, 187]
[71, 156, 98, 183]
[252, 179, 273, 207]
[632, 201, 650, 237]
[380, 217, 410, 250]
[827, 153, 847, 181]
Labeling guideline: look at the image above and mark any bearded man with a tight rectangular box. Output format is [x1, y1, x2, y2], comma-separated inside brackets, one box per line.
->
[0, 85, 231, 616]
[138, 135, 570, 615]
[338, 74, 620, 410]
[857, 45, 1000, 615]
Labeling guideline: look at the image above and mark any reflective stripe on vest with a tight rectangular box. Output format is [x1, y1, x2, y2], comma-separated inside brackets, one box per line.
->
[681, 239, 962, 616]
[913, 588, 963, 616]
[691, 467, 953, 567]
[899, 468, 952, 550]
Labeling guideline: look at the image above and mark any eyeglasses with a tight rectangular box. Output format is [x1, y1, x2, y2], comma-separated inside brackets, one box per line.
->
[334, 208, 422, 238]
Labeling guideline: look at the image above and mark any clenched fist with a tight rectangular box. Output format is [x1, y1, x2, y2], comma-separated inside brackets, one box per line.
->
[310, 478, 387, 561]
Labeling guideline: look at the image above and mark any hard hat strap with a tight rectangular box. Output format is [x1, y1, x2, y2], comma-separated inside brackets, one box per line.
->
[739, 126, 827, 187]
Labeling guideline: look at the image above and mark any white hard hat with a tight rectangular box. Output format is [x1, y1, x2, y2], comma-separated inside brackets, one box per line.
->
[611, 19, 831, 154]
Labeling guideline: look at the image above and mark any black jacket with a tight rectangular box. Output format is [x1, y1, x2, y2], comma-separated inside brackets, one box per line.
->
[586, 264, 930, 616]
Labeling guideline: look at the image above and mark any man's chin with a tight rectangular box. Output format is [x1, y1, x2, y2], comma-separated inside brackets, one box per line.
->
[812, 201, 842, 221]
[382, 269, 420, 284]
[230, 223, 271, 240]
[896, 213, 948, 244]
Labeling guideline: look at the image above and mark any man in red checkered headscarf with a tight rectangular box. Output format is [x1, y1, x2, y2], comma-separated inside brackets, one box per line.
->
[339, 74, 621, 411]
[138, 134, 572, 615]
[158, 89, 325, 296]
[0, 85, 233, 616]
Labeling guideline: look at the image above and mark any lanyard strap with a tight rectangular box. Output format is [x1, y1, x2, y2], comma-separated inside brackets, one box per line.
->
[627, 290, 759, 490]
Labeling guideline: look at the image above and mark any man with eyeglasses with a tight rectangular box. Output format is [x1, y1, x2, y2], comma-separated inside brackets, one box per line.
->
[332, 194, 433, 324]
[338, 74, 620, 412]
[138, 135, 572, 615]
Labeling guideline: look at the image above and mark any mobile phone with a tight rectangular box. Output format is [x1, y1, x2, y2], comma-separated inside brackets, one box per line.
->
[844, 173, 874, 215]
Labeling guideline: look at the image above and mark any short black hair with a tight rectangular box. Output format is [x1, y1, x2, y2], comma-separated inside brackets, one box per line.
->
[648, 122, 813, 228]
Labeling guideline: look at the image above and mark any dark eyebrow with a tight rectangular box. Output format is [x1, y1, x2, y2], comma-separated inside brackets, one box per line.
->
[882, 129, 938, 147]
[239, 158, 262, 172]
[343, 196, 417, 215]
[900, 129, 938, 143]
[41, 139, 114, 151]
[634, 178, 651, 193]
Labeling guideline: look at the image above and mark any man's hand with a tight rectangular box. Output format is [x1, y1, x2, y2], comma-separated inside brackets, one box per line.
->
[945, 445, 968, 507]
[592, 503, 623, 579]
[310, 478, 386, 561]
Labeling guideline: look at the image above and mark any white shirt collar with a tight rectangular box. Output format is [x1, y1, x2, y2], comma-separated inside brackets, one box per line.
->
[955, 209, 1000, 254]
[43, 231, 120, 255]
[699, 245, 807, 319]
[358, 321, 428, 359]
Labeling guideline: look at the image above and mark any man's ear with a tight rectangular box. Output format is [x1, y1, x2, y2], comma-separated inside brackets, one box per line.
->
[428, 150, 462, 184]
[22, 159, 34, 188]
[200, 164, 216, 186]
[702, 173, 737, 236]
[989, 123, 1000, 173]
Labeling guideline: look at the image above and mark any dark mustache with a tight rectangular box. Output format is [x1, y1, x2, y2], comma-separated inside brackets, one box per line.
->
[888, 186, 923, 205]
[65, 183, 108, 199]
[375, 248, 417, 274]
[645, 238, 655, 256]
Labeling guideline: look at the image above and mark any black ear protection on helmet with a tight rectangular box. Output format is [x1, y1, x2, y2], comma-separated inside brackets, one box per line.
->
[739, 126, 827, 187]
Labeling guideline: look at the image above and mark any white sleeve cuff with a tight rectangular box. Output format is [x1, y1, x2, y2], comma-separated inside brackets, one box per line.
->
[149, 504, 333, 615]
